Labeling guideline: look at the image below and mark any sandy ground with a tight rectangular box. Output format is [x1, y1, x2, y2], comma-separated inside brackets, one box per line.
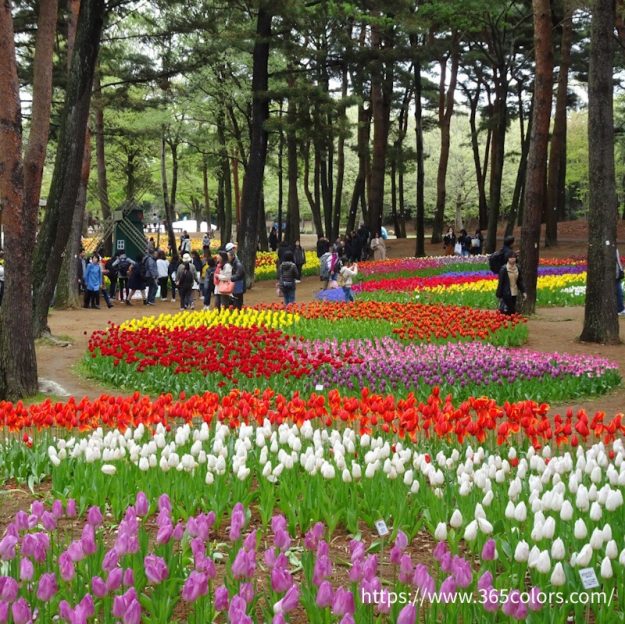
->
[38, 226, 625, 418]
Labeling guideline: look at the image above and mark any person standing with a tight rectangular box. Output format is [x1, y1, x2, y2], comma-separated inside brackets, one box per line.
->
[214, 251, 233, 310]
[226, 242, 246, 309]
[144, 250, 159, 305]
[269, 225, 278, 252]
[115, 252, 130, 302]
[126, 254, 146, 305]
[168, 255, 180, 303]
[278, 251, 298, 305]
[370, 232, 386, 261]
[76, 248, 87, 294]
[83, 254, 102, 309]
[316, 236, 330, 258]
[0, 252, 5, 306]
[443, 227, 456, 256]
[339, 260, 358, 303]
[495, 252, 526, 315]
[293, 240, 306, 280]
[471, 229, 484, 255]
[616, 248, 625, 316]
[176, 253, 198, 310]
[203, 256, 217, 309]
[202, 233, 211, 256]
[105, 252, 120, 299]
[156, 251, 170, 300]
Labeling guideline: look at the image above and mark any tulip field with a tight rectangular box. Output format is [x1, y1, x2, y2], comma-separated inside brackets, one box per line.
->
[1, 255, 624, 623]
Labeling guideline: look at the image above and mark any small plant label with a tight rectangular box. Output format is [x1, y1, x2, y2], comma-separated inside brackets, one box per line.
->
[315, 384, 324, 392]
[579, 568, 600, 590]
[374, 519, 389, 537]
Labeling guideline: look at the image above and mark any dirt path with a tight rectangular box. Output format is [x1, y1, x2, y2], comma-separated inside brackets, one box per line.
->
[38, 236, 625, 418]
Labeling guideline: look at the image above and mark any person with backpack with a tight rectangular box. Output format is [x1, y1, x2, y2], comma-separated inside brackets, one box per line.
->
[495, 251, 526, 315]
[471, 229, 484, 255]
[126, 254, 146, 305]
[278, 251, 298, 305]
[327, 248, 343, 288]
[168, 255, 180, 303]
[176, 253, 198, 310]
[179, 231, 191, 255]
[104, 253, 119, 299]
[293, 240, 306, 280]
[488, 235, 515, 275]
[114, 252, 130, 302]
[203, 256, 217, 310]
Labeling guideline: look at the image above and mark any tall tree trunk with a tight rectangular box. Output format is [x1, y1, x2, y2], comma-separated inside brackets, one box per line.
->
[412, 46, 426, 257]
[31, 0, 106, 338]
[346, 102, 370, 234]
[367, 21, 394, 235]
[238, 6, 271, 285]
[0, 0, 39, 399]
[232, 156, 241, 231]
[168, 141, 179, 219]
[333, 60, 349, 240]
[56, 131, 91, 308]
[466, 79, 488, 230]
[581, 0, 619, 343]
[277, 99, 284, 242]
[432, 36, 460, 244]
[160, 130, 178, 259]
[258, 194, 268, 250]
[93, 70, 111, 256]
[202, 156, 211, 229]
[286, 94, 300, 245]
[303, 140, 324, 237]
[216, 111, 233, 245]
[520, 0, 553, 314]
[506, 96, 533, 237]
[485, 71, 509, 253]
[545, 4, 573, 247]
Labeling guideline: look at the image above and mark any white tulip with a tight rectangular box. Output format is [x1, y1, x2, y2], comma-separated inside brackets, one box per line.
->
[351, 463, 362, 480]
[551, 538, 565, 561]
[410, 481, 420, 494]
[341, 468, 352, 483]
[477, 517, 493, 534]
[574, 519, 587, 540]
[605, 540, 618, 560]
[550, 562, 566, 586]
[590, 529, 604, 550]
[205, 471, 214, 485]
[505, 501, 515, 519]
[589, 502, 602, 522]
[528, 546, 541, 567]
[450, 509, 463, 529]
[600, 556, 613, 579]
[619, 548, 625, 566]
[434, 522, 447, 541]
[536, 551, 551, 574]
[463, 520, 478, 541]
[101, 464, 116, 475]
[560, 500, 574, 521]
[514, 540, 529, 563]
[514, 502, 527, 522]
[576, 544, 593, 567]
[403, 469, 414, 486]
[139, 457, 149, 472]
[482, 490, 494, 506]
[543, 517, 556, 540]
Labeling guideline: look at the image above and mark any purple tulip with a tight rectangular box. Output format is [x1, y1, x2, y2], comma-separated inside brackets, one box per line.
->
[240, 582, 254, 604]
[503, 590, 523, 618]
[438, 576, 457, 603]
[156, 523, 173, 545]
[214, 585, 229, 611]
[122, 598, 141, 624]
[274, 584, 299, 614]
[304, 522, 325, 550]
[158, 494, 171, 512]
[483, 587, 499, 612]
[399, 554, 414, 584]
[91, 576, 107, 598]
[181, 571, 208, 602]
[316, 581, 334, 607]
[36, 572, 58, 602]
[0, 578, 18, 603]
[112, 588, 138, 618]
[481, 538, 497, 561]
[274, 528, 291, 551]
[106, 567, 123, 592]
[81, 525, 97, 556]
[271, 566, 293, 593]
[432, 540, 449, 562]
[477, 570, 494, 591]
[451, 555, 472, 588]
[271, 515, 287, 533]
[340, 615, 356, 624]
[397, 604, 417, 624]
[0, 601, 7, 623]
[135, 492, 149, 516]
[172, 521, 185, 541]
[66, 499, 77, 518]
[123, 568, 134, 587]
[313, 554, 332, 585]
[59, 551, 75, 581]
[527, 586, 543, 612]
[229, 503, 246, 540]
[273, 614, 287, 624]
[0, 536, 17, 561]
[231, 548, 255, 579]
[331, 587, 355, 616]
[52, 499, 63, 518]
[18, 557, 33, 582]
[10, 598, 31, 624]
[41, 511, 57, 531]
[348, 560, 363, 583]
[243, 529, 257, 552]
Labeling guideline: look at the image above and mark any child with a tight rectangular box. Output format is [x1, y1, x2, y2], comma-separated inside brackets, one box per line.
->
[339, 260, 358, 303]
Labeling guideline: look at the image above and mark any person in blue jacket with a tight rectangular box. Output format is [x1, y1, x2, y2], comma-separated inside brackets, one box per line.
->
[84, 254, 103, 309]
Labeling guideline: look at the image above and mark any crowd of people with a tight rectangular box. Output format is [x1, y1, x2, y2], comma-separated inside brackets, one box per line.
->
[78, 232, 246, 312]
[442, 226, 484, 256]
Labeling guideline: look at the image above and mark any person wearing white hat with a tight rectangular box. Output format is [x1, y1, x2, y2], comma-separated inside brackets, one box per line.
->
[175, 253, 199, 310]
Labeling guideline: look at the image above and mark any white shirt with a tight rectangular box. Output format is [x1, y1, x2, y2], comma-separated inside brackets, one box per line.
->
[156, 258, 169, 278]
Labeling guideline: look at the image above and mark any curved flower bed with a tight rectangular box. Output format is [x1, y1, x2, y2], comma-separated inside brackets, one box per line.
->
[83, 323, 619, 402]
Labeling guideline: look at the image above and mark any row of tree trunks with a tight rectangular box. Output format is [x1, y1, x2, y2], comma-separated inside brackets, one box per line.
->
[520, 0, 553, 314]
[31, 0, 106, 337]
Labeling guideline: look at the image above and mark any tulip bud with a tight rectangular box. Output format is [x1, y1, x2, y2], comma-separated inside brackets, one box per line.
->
[449, 509, 463, 529]
[536, 551, 551, 574]
[434, 523, 447, 542]
[574, 519, 587, 540]
[600, 557, 613, 579]
[463, 520, 478, 541]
